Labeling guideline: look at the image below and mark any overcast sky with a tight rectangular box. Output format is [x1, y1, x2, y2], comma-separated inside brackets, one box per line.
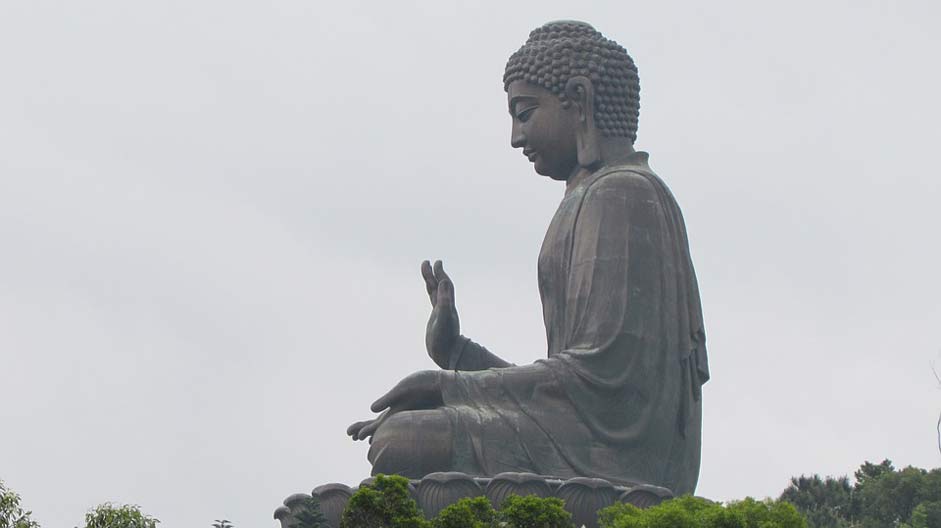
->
[1, 1, 940, 527]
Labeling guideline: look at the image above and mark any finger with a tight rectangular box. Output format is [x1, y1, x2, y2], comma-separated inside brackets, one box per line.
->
[356, 410, 389, 440]
[437, 278, 455, 307]
[347, 420, 369, 437]
[355, 425, 374, 441]
[421, 260, 438, 306]
[432, 260, 452, 284]
[355, 421, 375, 441]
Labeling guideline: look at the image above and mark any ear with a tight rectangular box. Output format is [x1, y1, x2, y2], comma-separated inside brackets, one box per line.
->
[565, 76, 601, 169]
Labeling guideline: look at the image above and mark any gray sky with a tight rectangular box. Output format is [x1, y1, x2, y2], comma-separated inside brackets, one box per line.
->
[1, 1, 939, 526]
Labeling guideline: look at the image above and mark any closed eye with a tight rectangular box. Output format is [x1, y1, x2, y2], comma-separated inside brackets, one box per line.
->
[516, 106, 536, 123]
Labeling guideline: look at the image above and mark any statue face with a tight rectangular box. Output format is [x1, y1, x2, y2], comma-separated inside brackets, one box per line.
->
[507, 80, 579, 180]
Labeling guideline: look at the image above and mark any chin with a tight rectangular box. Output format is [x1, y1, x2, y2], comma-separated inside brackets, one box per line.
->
[534, 161, 571, 181]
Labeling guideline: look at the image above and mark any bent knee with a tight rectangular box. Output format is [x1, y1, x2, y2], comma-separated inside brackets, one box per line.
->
[368, 410, 453, 478]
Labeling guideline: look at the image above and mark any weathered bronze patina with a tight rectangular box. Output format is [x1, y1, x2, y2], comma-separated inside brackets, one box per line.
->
[347, 20, 709, 496]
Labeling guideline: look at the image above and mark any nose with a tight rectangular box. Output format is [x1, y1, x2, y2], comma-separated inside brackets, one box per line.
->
[510, 120, 525, 149]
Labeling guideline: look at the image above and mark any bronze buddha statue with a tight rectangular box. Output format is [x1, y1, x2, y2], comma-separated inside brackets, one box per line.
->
[347, 20, 709, 496]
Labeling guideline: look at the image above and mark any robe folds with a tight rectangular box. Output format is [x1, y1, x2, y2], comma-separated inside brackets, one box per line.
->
[439, 152, 709, 495]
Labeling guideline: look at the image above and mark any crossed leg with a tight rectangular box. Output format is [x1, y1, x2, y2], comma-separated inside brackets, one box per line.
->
[367, 409, 455, 478]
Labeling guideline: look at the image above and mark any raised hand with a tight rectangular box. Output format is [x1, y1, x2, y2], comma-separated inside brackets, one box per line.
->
[422, 260, 461, 369]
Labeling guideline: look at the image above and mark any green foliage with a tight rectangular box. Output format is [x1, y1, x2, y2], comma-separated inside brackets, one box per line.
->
[781, 460, 941, 528]
[337, 460, 941, 528]
[597, 503, 644, 528]
[339, 484, 573, 528]
[494, 495, 572, 528]
[82, 503, 158, 528]
[725, 498, 805, 528]
[629, 498, 696, 528]
[293, 496, 328, 528]
[854, 459, 894, 490]
[432, 497, 495, 528]
[0, 480, 40, 528]
[906, 500, 941, 528]
[854, 465, 932, 528]
[779, 475, 853, 527]
[340, 474, 429, 528]
[598, 495, 805, 528]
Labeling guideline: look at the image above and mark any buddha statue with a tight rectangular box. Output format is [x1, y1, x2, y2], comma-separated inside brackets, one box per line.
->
[347, 20, 710, 496]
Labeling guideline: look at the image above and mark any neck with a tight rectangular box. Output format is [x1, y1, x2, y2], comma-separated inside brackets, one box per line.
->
[565, 136, 636, 193]
[597, 136, 636, 165]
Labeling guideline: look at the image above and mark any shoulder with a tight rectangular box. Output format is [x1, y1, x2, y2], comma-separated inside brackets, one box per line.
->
[583, 166, 659, 202]
[575, 165, 667, 230]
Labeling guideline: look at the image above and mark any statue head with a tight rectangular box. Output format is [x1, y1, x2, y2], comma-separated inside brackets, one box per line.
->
[504, 21, 640, 179]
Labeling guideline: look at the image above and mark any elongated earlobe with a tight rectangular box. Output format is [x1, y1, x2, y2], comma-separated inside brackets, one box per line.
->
[565, 76, 601, 169]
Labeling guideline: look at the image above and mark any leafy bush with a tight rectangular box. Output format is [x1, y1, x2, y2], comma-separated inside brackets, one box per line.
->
[781, 460, 941, 528]
[493, 495, 572, 528]
[906, 500, 941, 528]
[778, 475, 852, 527]
[81, 503, 158, 528]
[432, 497, 494, 528]
[598, 495, 805, 528]
[0, 480, 39, 528]
[340, 478, 573, 528]
[726, 498, 806, 528]
[340, 474, 428, 528]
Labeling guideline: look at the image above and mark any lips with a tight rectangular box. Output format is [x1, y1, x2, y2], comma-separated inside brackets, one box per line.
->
[523, 149, 538, 162]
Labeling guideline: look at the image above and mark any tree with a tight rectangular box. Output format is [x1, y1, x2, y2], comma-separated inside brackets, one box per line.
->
[597, 503, 645, 528]
[906, 500, 941, 528]
[725, 498, 806, 528]
[854, 465, 927, 528]
[432, 497, 494, 528]
[494, 495, 573, 528]
[779, 460, 941, 528]
[0, 480, 39, 528]
[598, 495, 805, 528]
[779, 475, 852, 527]
[81, 503, 158, 528]
[340, 474, 428, 528]
[853, 459, 895, 490]
[293, 497, 328, 528]
[623, 498, 696, 528]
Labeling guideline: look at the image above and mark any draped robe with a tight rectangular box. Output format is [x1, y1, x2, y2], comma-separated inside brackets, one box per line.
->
[373, 152, 709, 495]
